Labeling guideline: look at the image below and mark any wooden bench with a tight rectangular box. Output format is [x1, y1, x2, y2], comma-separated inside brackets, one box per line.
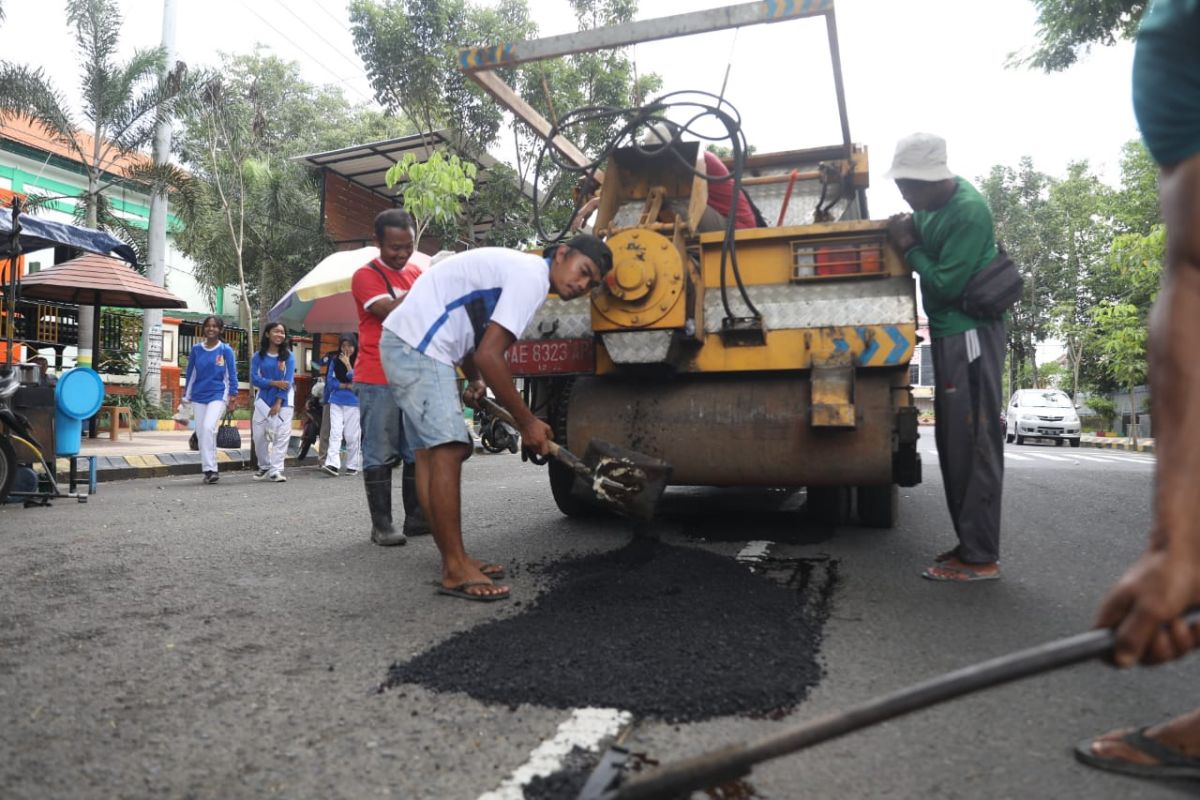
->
[96, 405, 134, 441]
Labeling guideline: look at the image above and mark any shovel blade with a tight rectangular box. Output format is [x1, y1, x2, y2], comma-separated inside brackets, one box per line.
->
[580, 439, 672, 521]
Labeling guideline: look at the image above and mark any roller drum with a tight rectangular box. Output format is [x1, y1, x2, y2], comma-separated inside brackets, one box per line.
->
[566, 373, 896, 487]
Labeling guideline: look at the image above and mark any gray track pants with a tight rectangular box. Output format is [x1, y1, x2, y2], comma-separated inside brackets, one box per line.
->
[931, 322, 1006, 563]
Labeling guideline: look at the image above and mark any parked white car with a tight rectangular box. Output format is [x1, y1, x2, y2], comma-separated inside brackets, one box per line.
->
[1005, 389, 1082, 447]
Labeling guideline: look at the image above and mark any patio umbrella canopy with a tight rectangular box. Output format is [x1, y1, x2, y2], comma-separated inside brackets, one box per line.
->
[268, 247, 429, 333]
[18, 253, 186, 309]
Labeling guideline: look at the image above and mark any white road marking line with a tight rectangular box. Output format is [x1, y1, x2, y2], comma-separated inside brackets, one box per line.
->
[1072, 454, 1114, 462]
[1029, 453, 1074, 462]
[478, 707, 632, 800]
[737, 540, 773, 566]
[1086, 453, 1154, 463]
[1004, 452, 1033, 461]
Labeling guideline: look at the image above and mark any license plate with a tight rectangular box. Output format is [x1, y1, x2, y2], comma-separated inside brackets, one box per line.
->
[505, 338, 595, 375]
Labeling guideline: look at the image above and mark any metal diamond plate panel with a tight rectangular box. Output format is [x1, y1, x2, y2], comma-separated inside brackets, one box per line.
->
[520, 295, 593, 340]
[602, 331, 674, 363]
[704, 276, 916, 332]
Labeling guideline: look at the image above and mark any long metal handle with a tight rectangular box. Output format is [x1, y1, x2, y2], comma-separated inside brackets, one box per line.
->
[615, 609, 1200, 799]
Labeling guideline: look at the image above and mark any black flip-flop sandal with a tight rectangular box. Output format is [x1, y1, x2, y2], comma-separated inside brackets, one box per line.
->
[1075, 727, 1200, 779]
[436, 580, 510, 603]
[479, 564, 506, 580]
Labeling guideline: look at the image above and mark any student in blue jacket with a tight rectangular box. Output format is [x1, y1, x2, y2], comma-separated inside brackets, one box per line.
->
[183, 315, 239, 484]
[250, 322, 295, 482]
[321, 334, 361, 477]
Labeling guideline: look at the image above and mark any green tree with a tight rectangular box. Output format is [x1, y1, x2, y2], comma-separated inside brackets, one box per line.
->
[0, 0, 190, 245]
[1085, 394, 1118, 431]
[1043, 161, 1114, 399]
[384, 150, 478, 248]
[175, 51, 410, 328]
[0, 0, 192, 370]
[1075, 145, 1163, 394]
[510, 0, 662, 238]
[1016, 0, 1146, 72]
[350, 0, 534, 156]
[1110, 139, 1160, 236]
[1091, 300, 1147, 446]
[979, 158, 1057, 390]
[352, 0, 660, 244]
[467, 162, 537, 248]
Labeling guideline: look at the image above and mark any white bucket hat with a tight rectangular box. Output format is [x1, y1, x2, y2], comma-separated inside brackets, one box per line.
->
[885, 132, 955, 182]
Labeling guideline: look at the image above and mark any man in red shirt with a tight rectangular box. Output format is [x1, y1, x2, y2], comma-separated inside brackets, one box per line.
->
[702, 150, 758, 230]
[350, 209, 428, 546]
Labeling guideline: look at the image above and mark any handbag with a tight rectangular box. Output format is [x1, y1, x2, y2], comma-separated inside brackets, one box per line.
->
[188, 431, 199, 451]
[960, 245, 1024, 319]
[216, 411, 242, 449]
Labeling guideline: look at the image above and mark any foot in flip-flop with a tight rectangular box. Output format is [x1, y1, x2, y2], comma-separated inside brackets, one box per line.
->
[922, 557, 1000, 582]
[934, 547, 959, 563]
[1075, 726, 1200, 779]
[471, 560, 506, 580]
[437, 580, 510, 602]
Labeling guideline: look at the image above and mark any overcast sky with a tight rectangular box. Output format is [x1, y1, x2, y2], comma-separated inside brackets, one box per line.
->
[0, 0, 1140, 219]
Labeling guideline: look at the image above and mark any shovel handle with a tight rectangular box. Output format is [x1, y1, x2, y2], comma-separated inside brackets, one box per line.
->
[612, 608, 1200, 800]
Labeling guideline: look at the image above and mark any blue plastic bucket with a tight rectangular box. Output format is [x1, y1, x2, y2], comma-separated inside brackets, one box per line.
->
[54, 368, 105, 456]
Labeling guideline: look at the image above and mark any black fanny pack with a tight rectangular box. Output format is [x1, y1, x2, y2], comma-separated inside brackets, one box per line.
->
[960, 246, 1023, 319]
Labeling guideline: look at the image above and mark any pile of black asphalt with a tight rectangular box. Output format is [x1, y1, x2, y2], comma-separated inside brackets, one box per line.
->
[383, 538, 834, 722]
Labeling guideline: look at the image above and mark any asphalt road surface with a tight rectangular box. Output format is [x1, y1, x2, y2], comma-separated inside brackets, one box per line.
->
[1, 432, 1195, 799]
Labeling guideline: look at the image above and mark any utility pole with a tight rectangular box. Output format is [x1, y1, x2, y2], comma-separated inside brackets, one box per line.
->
[141, 0, 178, 406]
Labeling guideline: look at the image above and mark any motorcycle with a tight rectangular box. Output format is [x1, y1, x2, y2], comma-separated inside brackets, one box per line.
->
[0, 370, 90, 505]
[474, 400, 520, 454]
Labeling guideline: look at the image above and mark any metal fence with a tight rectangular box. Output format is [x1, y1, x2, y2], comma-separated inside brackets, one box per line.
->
[6, 300, 251, 380]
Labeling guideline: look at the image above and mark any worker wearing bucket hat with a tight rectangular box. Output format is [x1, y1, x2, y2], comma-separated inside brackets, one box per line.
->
[885, 132, 1006, 583]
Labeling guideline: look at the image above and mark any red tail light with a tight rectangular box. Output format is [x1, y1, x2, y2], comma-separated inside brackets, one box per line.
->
[794, 240, 884, 279]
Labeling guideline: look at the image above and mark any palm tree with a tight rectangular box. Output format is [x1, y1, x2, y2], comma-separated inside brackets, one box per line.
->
[0, 0, 191, 367]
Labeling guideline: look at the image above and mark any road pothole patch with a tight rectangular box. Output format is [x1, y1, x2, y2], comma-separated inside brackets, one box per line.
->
[383, 539, 838, 722]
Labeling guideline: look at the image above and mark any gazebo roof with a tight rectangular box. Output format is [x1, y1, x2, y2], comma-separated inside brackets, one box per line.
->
[19, 253, 187, 309]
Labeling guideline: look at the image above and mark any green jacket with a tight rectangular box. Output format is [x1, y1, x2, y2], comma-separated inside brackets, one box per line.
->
[904, 176, 998, 338]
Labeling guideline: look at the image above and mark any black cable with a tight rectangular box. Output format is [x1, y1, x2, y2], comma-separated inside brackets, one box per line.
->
[527, 92, 761, 321]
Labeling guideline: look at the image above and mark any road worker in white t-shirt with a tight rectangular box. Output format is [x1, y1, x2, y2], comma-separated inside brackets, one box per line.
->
[379, 234, 613, 603]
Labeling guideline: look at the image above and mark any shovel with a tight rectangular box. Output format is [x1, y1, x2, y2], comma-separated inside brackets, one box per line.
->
[580, 608, 1200, 799]
[479, 397, 671, 521]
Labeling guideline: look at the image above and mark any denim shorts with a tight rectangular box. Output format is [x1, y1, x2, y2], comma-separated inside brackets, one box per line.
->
[379, 330, 472, 451]
[354, 381, 412, 468]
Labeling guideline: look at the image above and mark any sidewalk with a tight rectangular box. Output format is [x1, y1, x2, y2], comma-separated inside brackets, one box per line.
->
[55, 421, 496, 484]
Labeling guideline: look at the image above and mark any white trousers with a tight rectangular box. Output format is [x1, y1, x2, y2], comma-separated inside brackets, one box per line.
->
[193, 399, 227, 473]
[326, 404, 362, 471]
[252, 397, 293, 475]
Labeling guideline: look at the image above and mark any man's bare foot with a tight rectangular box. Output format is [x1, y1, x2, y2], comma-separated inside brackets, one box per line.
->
[1077, 709, 1200, 778]
[921, 557, 1000, 582]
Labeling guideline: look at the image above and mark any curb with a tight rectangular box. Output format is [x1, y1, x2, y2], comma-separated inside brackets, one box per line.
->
[1079, 435, 1155, 454]
[61, 433, 516, 485]
[58, 434, 317, 484]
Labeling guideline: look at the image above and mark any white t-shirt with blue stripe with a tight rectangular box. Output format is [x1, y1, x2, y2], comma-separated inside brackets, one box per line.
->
[382, 248, 550, 367]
